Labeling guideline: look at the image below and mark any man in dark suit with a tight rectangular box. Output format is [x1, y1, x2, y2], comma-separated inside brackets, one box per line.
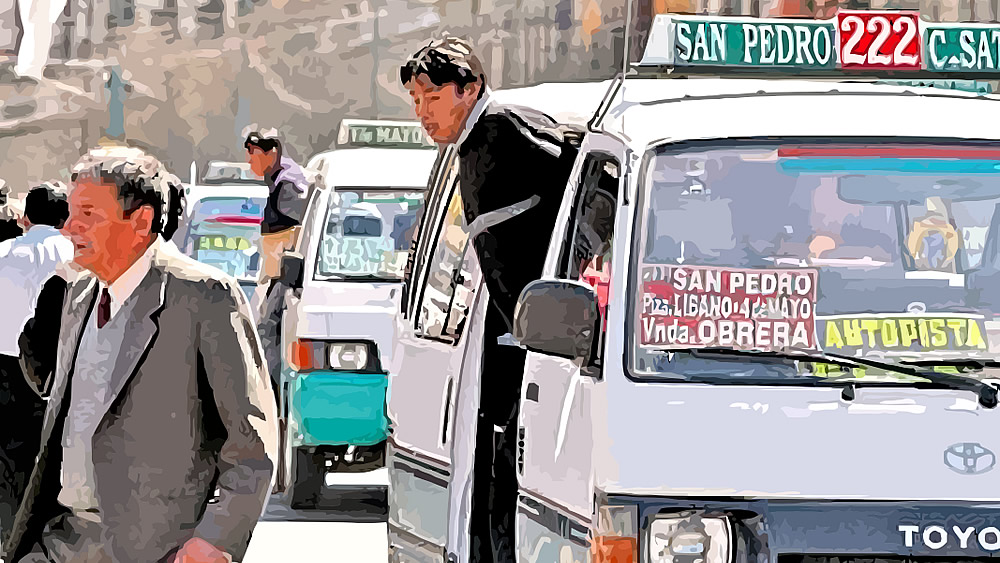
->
[401, 37, 581, 563]
[0, 182, 73, 541]
[8, 148, 278, 563]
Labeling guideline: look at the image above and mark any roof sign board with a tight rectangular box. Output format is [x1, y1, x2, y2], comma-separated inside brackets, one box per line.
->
[640, 11, 1000, 76]
[337, 119, 435, 149]
[924, 23, 1000, 72]
[642, 15, 837, 69]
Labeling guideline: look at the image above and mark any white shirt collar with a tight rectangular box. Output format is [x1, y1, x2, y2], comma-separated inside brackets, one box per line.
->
[26, 224, 60, 236]
[99, 238, 159, 319]
[456, 87, 493, 148]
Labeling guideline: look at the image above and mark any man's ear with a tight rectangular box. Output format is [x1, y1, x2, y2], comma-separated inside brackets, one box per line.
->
[130, 205, 157, 236]
[461, 82, 481, 100]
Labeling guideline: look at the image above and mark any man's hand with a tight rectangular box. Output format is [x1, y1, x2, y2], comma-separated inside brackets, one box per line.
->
[171, 537, 231, 563]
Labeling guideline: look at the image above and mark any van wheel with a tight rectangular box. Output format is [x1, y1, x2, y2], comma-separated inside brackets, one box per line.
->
[288, 447, 324, 509]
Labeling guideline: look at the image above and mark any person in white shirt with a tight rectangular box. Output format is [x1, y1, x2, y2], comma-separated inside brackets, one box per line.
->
[0, 181, 73, 541]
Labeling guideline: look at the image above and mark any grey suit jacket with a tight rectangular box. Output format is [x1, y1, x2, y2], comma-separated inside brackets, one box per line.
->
[8, 242, 278, 562]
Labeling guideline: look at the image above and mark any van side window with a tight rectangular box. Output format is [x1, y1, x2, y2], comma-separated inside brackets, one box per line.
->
[416, 181, 478, 343]
[558, 153, 621, 325]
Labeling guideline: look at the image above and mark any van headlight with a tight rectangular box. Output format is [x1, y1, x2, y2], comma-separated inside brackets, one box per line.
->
[329, 342, 369, 371]
[649, 513, 732, 563]
[289, 339, 378, 373]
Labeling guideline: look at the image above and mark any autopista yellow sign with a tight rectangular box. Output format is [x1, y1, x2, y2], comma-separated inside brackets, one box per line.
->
[820, 315, 988, 353]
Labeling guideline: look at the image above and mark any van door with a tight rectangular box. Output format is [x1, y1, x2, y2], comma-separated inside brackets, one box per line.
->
[387, 150, 485, 558]
[517, 144, 625, 558]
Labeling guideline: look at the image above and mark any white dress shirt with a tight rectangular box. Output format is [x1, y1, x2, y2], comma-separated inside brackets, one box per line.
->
[0, 225, 74, 356]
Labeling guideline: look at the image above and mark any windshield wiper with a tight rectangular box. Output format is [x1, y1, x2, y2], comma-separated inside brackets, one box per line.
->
[320, 273, 397, 282]
[688, 347, 999, 408]
[819, 350, 998, 409]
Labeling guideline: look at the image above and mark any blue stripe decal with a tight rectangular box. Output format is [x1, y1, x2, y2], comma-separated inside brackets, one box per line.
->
[779, 158, 1000, 175]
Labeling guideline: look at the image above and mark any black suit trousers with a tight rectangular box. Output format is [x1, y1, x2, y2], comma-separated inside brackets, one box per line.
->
[469, 304, 527, 563]
[0, 354, 44, 543]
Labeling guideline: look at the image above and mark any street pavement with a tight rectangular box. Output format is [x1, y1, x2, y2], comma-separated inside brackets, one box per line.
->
[244, 484, 389, 563]
[0, 480, 390, 562]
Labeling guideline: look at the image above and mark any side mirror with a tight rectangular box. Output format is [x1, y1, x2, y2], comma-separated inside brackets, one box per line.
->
[513, 279, 600, 362]
[279, 252, 305, 289]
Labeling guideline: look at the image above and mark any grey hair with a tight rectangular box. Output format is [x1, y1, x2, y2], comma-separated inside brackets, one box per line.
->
[71, 148, 170, 234]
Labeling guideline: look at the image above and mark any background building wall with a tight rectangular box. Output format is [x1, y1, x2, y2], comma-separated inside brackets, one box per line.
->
[0, 0, 992, 197]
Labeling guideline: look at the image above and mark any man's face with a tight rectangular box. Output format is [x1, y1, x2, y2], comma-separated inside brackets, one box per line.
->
[66, 179, 153, 279]
[408, 74, 478, 144]
[247, 147, 277, 177]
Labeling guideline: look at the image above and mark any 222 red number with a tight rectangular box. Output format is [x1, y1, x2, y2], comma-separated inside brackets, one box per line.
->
[837, 11, 921, 69]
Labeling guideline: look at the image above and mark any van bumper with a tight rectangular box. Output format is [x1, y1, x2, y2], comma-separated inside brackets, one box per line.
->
[546, 495, 1000, 563]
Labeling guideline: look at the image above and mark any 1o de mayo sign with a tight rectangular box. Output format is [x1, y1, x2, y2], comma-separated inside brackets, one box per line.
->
[337, 120, 435, 149]
[640, 11, 1000, 74]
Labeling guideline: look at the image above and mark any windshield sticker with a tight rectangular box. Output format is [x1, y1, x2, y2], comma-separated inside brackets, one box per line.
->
[819, 314, 988, 356]
[639, 265, 818, 351]
[322, 236, 394, 275]
[197, 235, 252, 251]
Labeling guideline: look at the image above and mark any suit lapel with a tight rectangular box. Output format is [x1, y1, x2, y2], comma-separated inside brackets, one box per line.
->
[103, 254, 167, 415]
[41, 276, 97, 429]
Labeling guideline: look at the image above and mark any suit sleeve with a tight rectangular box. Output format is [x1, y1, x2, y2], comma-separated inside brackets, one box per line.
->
[18, 275, 68, 396]
[195, 280, 279, 560]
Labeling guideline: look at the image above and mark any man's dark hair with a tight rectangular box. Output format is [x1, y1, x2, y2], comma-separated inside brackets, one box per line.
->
[244, 132, 282, 155]
[24, 181, 69, 229]
[71, 149, 170, 235]
[400, 37, 487, 97]
[162, 173, 186, 242]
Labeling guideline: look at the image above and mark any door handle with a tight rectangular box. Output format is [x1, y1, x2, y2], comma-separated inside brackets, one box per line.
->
[441, 378, 454, 445]
[526, 382, 539, 403]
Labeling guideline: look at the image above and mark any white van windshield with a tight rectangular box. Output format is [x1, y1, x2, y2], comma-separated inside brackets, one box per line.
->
[632, 140, 1000, 382]
[316, 189, 426, 281]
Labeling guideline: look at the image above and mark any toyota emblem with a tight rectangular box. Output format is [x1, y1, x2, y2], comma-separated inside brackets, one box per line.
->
[944, 443, 996, 475]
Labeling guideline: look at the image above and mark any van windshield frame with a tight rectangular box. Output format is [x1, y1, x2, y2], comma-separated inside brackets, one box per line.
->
[624, 136, 1000, 386]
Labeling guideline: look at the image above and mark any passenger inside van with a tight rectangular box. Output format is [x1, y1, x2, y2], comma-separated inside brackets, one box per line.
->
[570, 173, 617, 324]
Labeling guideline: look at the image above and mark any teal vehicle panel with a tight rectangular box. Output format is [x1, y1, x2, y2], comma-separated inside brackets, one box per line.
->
[287, 370, 390, 447]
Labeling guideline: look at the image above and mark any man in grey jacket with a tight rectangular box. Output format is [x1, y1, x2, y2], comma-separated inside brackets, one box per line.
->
[245, 131, 310, 287]
[8, 148, 278, 563]
[245, 131, 314, 402]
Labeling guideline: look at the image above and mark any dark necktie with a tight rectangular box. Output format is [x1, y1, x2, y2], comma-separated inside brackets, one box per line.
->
[97, 288, 111, 329]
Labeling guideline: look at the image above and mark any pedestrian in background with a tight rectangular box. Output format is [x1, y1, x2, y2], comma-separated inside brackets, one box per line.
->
[245, 131, 312, 401]
[0, 182, 23, 243]
[402, 37, 581, 563]
[244, 131, 310, 288]
[0, 205, 23, 243]
[0, 181, 73, 542]
[8, 148, 277, 563]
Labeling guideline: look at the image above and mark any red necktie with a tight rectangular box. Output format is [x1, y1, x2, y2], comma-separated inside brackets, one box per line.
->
[97, 288, 111, 329]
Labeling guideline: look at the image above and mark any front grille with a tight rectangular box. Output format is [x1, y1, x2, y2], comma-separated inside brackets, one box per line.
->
[781, 556, 996, 563]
